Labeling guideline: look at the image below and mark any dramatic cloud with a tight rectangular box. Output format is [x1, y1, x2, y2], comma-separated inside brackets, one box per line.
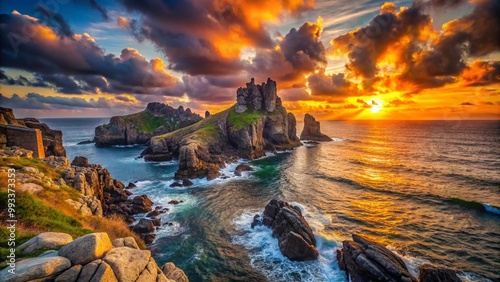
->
[0, 11, 182, 95]
[117, 0, 314, 76]
[248, 20, 326, 88]
[330, 0, 500, 94]
[306, 72, 357, 98]
[88, 0, 109, 20]
[0, 93, 141, 110]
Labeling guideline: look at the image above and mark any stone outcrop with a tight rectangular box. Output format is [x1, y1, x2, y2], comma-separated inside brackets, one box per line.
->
[300, 113, 332, 142]
[0, 232, 188, 282]
[141, 78, 301, 180]
[94, 102, 202, 147]
[235, 78, 277, 113]
[418, 264, 462, 282]
[0, 107, 66, 157]
[252, 199, 319, 261]
[18, 232, 73, 254]
[337, 234, 417, 282]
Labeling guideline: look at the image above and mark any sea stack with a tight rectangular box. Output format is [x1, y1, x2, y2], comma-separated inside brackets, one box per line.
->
[300, 113, 332, 142]
[251, 200, 319, 261]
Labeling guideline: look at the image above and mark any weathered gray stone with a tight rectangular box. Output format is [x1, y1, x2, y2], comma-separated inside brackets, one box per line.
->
[0, 256, 71, 282]
[77, 259, 101, 282]
[103, 247, 151, 282]
[55, 265, 82, 282]
[300, 113, 332, 142]
[111, 237, 139, 249]
[90, 261, 118, 282]
[58, 233, 112, 265]
[18, 232, 73, 254]
[161, 262, 189, 282]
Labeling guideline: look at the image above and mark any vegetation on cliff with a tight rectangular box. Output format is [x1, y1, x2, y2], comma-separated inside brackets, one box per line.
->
[94, 102, 202, 146]
[0, 156, 145, 267]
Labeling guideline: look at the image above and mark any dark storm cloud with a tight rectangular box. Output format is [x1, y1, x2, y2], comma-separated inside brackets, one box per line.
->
[117, 0, 313, 76]
[89, 0, 109, 20]
[0, 71, 52, 88]
[248, 21, 327, 87]
[330, 0, 499, 93]
[35, 4, 74, 37]
[0, 93, 139, 109]
[307, 72, 356, 97]
[460, 102, 474, 106]
[0, 11, 182, 95]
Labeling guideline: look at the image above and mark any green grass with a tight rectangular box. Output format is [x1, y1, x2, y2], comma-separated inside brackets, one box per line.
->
[227, 105, 267, 129]
[122, 111, 174, 134]
[0, 191, 91, 236]
[3, 157, 63, 179]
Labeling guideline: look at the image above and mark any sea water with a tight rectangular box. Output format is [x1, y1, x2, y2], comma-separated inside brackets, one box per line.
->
[41, 118, 500, 281]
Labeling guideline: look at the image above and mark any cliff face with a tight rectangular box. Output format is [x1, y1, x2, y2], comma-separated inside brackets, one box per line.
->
[0, 107, 66, 156]
[141, 78, 301, 180]
[300, 113, 332, 142]
[94, 102, 202, 147]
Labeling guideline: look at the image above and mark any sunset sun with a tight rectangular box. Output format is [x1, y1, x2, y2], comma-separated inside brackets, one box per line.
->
[371, 104, 382, 113]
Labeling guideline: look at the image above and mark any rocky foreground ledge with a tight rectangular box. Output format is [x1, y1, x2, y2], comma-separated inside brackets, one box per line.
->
[0, 232, 187, 282]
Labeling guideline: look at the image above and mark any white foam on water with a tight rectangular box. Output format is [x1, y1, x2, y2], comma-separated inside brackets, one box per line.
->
[387, 245, 431, 279]
[482, 203, 500, 215]
[153, 160, 178, 166]
[112, 144, 144, 148]
[458, 272, 496, 282]
[331, 138, 344, 142]
[231, 208, 346, 282]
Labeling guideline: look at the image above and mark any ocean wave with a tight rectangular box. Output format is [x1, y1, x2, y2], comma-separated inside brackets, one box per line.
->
[331, 138, 344, 142]
[447, 198, 500, 216]
[112, 144, 146, 148]
[231, 208, 345, 282]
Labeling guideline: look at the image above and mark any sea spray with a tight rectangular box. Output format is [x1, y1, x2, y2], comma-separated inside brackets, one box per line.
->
[232, 209, 346, 282]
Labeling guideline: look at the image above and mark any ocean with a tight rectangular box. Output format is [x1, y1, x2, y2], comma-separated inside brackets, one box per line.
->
[40, 118, 500, 282]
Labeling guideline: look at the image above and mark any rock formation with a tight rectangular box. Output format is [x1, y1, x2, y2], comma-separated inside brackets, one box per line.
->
[337, 234, 417, 282]
[300, 113, 332, 142]
[141, 78, 301, 180]
[0, 107, 66, 156]
[94, 102, 202, 147]
[235, 78, 277, 113]
[251, 199, 319, 261]
[418, 264, 462, 282]
[0, 232, 188, 282]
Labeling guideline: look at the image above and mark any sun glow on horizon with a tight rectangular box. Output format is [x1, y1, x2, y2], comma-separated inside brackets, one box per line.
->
[370, 100, 383, 113]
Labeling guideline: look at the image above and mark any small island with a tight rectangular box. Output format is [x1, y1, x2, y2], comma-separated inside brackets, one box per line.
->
[141, 78, 301, 180]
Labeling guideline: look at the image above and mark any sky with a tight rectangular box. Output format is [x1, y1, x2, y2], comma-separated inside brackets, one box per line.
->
[0, 0, 499, 120]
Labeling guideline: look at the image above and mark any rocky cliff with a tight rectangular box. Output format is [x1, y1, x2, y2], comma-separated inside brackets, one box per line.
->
[0, 107, 66, 156]
[141, 78, 301, 180]
[300, 113, 332, 142]
[94, 103, 202, 147]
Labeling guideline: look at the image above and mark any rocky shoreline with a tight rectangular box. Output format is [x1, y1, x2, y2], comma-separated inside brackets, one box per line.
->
[252, 200, 467, 282]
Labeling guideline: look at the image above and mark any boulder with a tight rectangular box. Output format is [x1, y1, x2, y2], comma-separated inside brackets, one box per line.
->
[418, 264, 462, 282]
[260, 199, 319, 261]
[103, 247, 151, 282]
[161, 262, 189, 282]
[337, 234, 417, 282]
[54, 265, 82, 282]
[300, 113, 332, 142]
[112, 237, 140, 250]
[18, 232, 73, 254]
[77, 259, 102, 282]
[133, 218, 156, 233]
[0, 256, 71, 282]
[71, 156, 89, 167]
[90, 261, 118, 282]
[132, 195, 154, 214]
[141, 233, 156, 244]
[235, 163, 253, 176]
[58, 233, 113, 265]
